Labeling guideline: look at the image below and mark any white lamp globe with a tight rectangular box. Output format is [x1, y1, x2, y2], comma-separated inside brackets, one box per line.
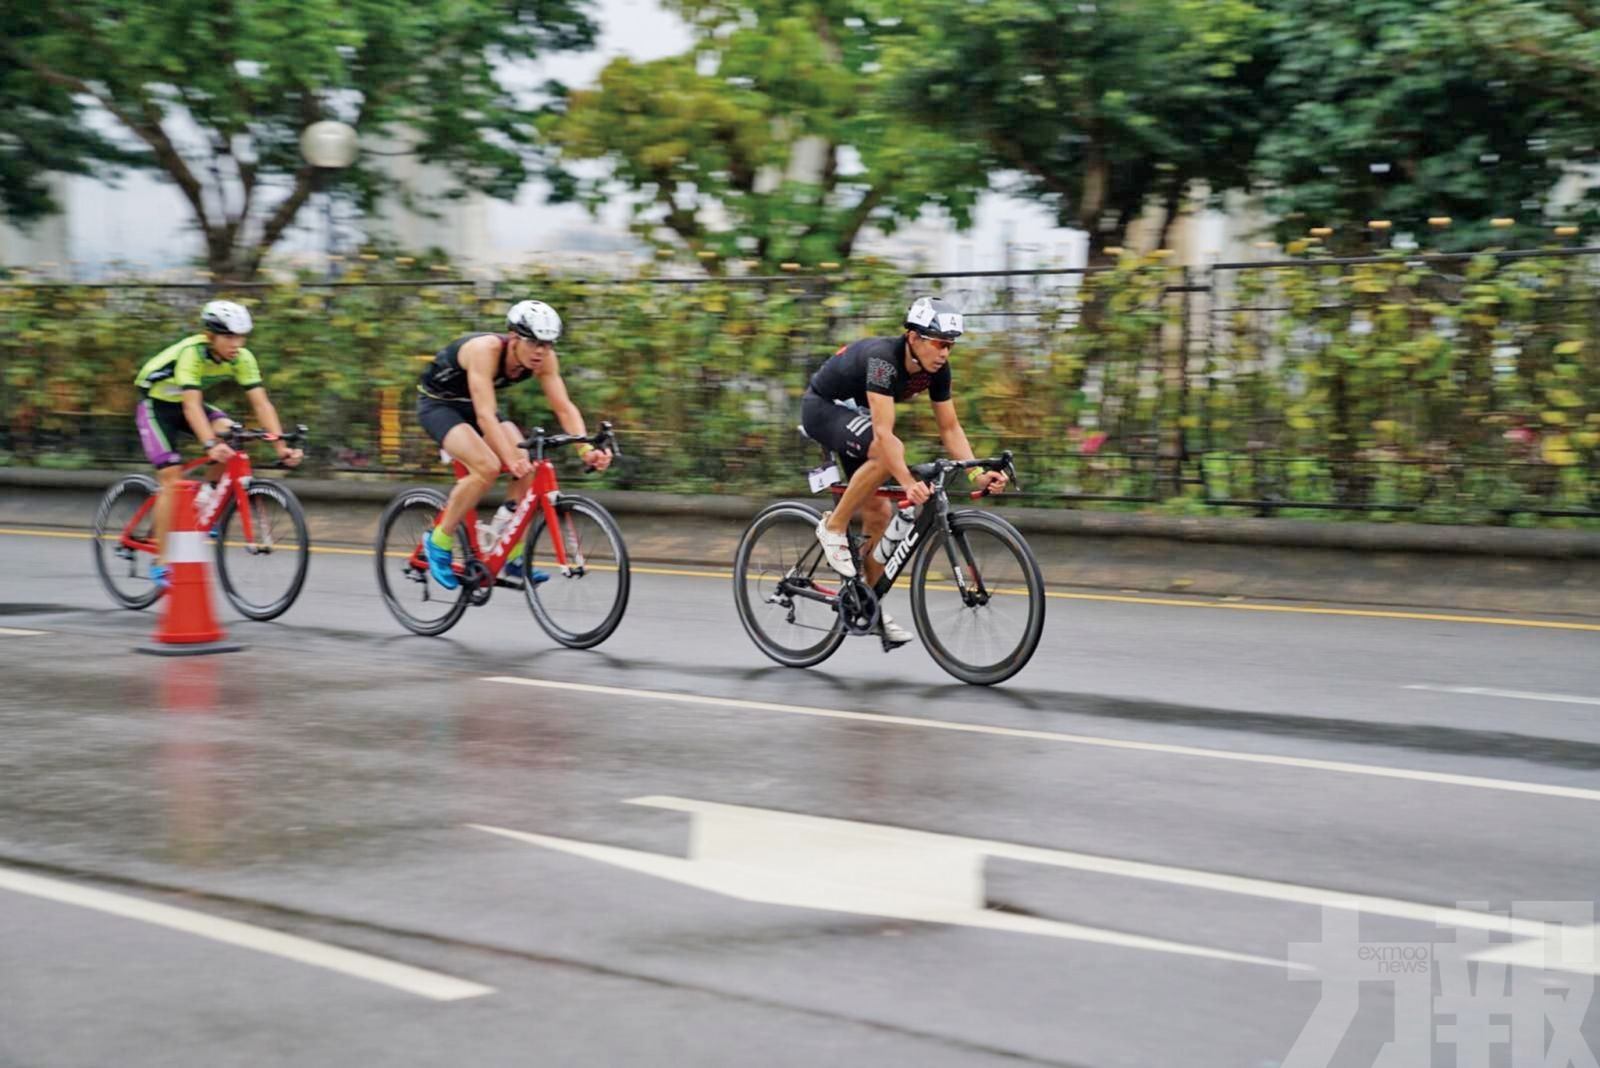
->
[300, 121, 358, 169]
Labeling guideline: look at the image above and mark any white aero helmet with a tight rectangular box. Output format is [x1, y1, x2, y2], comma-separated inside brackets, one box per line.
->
[904, 296, 963, 340]
[507, 299, 562, 342]
[200, 300, 253, 335]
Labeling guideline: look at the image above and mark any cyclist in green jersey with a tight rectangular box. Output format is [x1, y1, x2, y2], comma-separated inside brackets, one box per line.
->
[133, 301, 303, 587]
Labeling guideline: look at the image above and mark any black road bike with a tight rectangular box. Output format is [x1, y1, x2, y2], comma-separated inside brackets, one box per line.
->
[733, 451, 1045, 685]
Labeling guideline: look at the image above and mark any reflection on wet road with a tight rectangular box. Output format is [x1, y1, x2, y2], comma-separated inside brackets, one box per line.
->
[2, 528, 1597, 1066]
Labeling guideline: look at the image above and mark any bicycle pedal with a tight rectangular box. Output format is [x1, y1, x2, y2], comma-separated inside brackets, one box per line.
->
[494, 576, 525, 591]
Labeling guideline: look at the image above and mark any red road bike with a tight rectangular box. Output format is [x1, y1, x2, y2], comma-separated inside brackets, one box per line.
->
[91, 425, 311, 620]
[374, 422, 629, 648]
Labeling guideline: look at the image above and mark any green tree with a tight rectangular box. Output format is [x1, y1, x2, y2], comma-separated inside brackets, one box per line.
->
[547, 0, 989, 271]
[0, 59, 135, 223]
[1254, 0, 1599, 251]
[885, 0, 1272, 260]
[0, 0, 598, 279]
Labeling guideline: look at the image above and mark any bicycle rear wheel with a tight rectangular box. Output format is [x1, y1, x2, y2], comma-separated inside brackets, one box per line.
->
[523, 495, 630, 649]
[375, 487, 471, 636]
[733, 502, 846, 668]
[910, 510, 1045, 685]
[92, 474, 162, 610]
[214, 481, 310, 621]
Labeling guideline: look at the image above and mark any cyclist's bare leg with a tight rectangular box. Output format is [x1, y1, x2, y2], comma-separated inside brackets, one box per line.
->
[826, 456, 889, 536]
[153, 464, 183, 566]
[499, 419, 534, 503]
[201, 415, 232, 487]
[860, 497, 893, 586]
[436, 424, 500, 535]
[152, 415, 235, 564]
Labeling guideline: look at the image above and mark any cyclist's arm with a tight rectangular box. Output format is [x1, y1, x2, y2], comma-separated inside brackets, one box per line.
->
[181, 390, 217, 442]
[934, 397, 1007, 491]
[932, 398, 975, 460]
[535, 353, 587, 440]
[460, 337, 524, 466]
[537, 354, 608, 469]
[867, 392, 919, 489]
[244, 387, 294, 458]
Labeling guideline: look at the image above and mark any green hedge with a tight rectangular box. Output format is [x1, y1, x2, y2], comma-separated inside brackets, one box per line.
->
[2, 250, 1596, 521]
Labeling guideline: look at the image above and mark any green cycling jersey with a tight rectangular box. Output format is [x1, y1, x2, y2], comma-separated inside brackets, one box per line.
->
[134, 334, 263, 404]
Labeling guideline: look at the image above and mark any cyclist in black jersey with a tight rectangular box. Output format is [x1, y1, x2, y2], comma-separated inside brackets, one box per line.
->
[801, 296, 1008, 645]
[416, 299, 612, 590]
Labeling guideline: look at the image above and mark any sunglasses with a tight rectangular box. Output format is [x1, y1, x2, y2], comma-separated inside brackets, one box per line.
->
[917, 333, 956, 352]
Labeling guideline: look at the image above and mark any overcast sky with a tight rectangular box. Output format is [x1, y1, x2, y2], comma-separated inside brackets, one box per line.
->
[50, 0, 1089, 276]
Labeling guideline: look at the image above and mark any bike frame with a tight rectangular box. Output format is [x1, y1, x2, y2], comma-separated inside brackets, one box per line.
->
[117, 444, 265, 556]
[412, 425, 617, 585]
[453, 455, 579, 579]
[793, 458, 1008, 609]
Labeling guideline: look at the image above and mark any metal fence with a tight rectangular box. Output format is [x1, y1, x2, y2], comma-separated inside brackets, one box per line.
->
[3, 250, 1598, 520]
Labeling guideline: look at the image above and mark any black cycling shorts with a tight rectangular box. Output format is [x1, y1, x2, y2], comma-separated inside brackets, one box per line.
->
[417, 394, 506, 447]
[800, 391, 873, 476]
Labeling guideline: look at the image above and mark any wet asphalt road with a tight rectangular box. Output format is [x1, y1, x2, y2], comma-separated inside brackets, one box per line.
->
[1, 526, 1598, 1067]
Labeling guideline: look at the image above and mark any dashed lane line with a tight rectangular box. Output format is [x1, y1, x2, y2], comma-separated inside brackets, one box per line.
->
[1407, 684, 1600, 708]
[485, 675, 1600, 804]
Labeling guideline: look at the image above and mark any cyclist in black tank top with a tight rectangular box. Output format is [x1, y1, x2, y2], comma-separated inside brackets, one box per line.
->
[419, 333, 532, 399]
[414, 300, 613, 590]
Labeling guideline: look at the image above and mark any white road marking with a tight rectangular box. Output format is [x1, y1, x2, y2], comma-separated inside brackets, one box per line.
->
[477, 796, 1600, 977]
[470, 816, 1293, 970]
[484, 676, 1600, 803]
[0, 865, 493, 1001]
[0, 627, 46, 636]
[1407, 683, 1600, 708]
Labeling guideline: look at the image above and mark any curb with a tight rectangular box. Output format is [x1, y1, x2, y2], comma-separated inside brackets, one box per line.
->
[6, 466, 1600, 560]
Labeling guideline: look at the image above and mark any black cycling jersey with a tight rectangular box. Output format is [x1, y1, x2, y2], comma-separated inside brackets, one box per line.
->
[417, 333, 531, 401]
[805, 334, 951, 408]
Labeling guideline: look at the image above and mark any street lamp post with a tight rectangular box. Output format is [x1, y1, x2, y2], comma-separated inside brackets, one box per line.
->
[299, 120, 358, 280]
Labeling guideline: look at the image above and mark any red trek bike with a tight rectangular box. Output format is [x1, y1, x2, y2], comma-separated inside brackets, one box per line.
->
[91, 425, 311, 620]
[375, 422, 629, 648]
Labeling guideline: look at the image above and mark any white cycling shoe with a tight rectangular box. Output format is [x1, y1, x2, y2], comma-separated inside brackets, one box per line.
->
[815, 512, 856, 578]
[879, 613, 914, 648]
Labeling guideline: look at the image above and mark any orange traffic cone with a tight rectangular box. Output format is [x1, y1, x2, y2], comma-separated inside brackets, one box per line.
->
[137, 480, 243, 656]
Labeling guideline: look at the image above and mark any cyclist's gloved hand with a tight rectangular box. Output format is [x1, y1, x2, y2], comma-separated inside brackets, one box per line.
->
[507, 456, 534, 480]
[277, 446, 304, 468]
[583, 447, 613, 472]
[207, 441, 236, 464]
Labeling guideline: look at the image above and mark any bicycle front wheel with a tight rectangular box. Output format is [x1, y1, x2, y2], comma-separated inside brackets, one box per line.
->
[733, 502, 846, 668]
[910, 510, 1045, 685]
[375, 487, 471, 636]
[524, 495, 630, 649]
[214, 480, 310, 621]
[92, 474, 162, 610]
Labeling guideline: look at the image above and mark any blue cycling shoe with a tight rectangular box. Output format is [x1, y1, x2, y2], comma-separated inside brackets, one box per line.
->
[150, 563, 172, 591]
[424, 535, 459, 589]
[504, 558, 549, 584]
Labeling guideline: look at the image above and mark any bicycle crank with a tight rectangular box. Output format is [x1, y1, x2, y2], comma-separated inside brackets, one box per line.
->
[463, 558, 493, 606]
[837, 578, 880, 636]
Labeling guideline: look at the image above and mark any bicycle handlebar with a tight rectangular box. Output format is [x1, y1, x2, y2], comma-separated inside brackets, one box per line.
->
[223, 423, 309, 447]
[518, 420, 621, 461]
[904, 450, 1020, 498]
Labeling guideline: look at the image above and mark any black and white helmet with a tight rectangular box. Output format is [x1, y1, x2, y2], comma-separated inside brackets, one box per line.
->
[507, 299, 562, 343]
[200, 300, 253, 336]
[904, 296, 963, 341]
